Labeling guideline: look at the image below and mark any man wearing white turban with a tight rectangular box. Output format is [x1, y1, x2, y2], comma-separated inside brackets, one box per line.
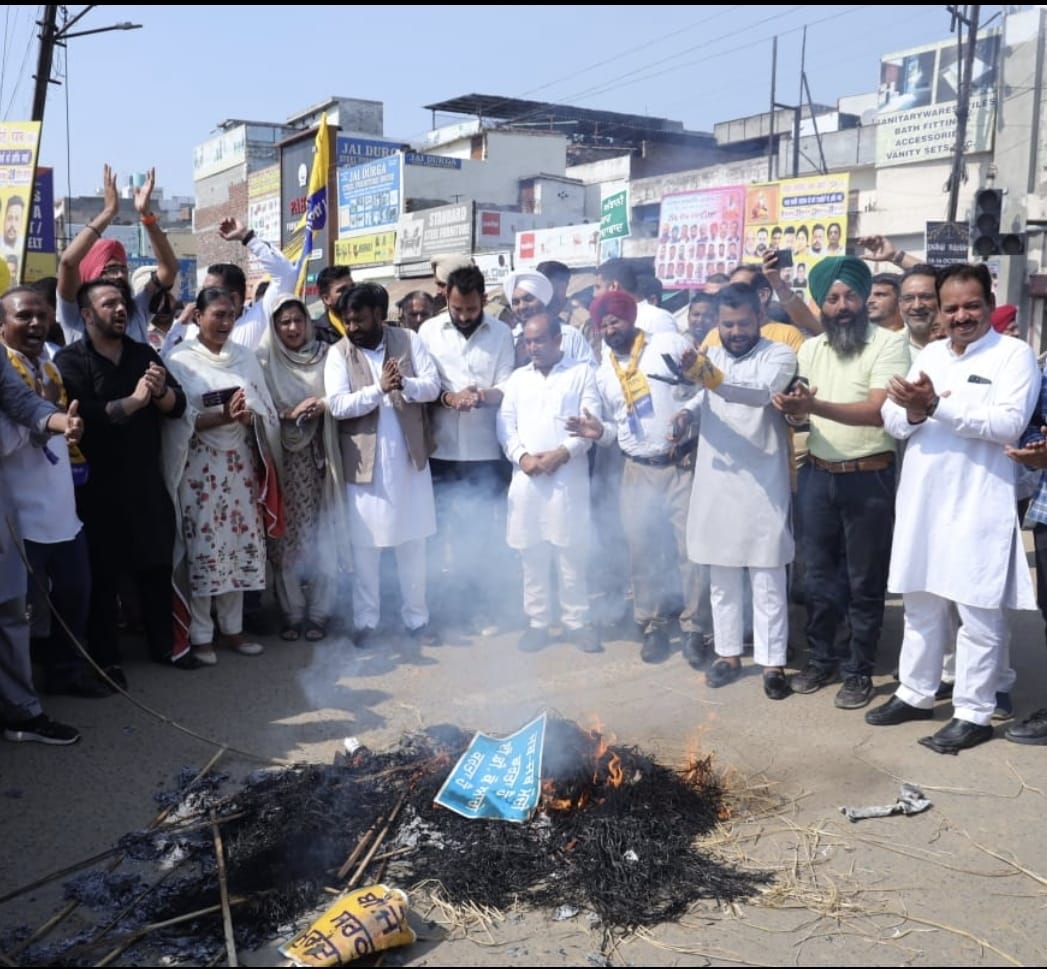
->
[504, 271, 594, 369]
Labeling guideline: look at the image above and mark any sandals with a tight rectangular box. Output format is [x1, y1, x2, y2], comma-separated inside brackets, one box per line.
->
[304, 620, 327, 642]
[281, 622, 303, 642]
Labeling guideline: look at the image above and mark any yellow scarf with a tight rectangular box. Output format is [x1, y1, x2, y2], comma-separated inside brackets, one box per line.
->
[608, 330, 652, 415]
[4, 346, 88, 474]
[327, 309, 347, 339]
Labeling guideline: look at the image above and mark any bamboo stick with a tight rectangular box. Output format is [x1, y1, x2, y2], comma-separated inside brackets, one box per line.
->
[211, 811, 238, 967]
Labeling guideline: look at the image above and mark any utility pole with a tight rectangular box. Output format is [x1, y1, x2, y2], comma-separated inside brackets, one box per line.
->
[29, 5, 58, 122]
[30, 6, 142, 127]
[946, 4, 981, 223]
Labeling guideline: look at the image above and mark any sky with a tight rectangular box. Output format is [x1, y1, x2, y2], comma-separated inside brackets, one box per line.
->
[0, 4, 1006, 201]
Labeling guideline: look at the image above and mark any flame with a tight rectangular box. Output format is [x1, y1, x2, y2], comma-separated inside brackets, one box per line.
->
[540, 720, 625, 812]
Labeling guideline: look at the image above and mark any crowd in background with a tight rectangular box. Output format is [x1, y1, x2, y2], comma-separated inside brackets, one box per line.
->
[1, 174, 1046, 756]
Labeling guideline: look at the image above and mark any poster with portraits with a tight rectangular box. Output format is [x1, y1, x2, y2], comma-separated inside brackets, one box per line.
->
[655, 186, 745, 290]
[0, 121, 42, 287]
[743, 174, 850, 294]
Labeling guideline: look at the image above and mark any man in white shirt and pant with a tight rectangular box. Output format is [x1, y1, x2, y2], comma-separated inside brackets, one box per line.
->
[867, 263, 1040, 754]
[497, 313, 603, 655]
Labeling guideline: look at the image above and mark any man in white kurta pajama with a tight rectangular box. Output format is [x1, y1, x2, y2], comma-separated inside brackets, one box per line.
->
[682, 283, 798, 699]
[867, 263, 1040, 753]
[324, 284, 442, 642]
[497, 314, 603, 654]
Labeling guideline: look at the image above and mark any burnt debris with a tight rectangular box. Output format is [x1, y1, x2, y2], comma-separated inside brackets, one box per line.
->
[3, 718, 770, 965]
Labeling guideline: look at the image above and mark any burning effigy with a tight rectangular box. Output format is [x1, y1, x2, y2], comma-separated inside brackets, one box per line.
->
[1, 716, 771, 966]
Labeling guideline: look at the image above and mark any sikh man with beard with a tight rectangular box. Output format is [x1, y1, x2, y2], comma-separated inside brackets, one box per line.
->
[772, 256, 909, 710]
[324, 283, 442, 646]
[567, 290, 712, 666]
[679, 283, 798, 698]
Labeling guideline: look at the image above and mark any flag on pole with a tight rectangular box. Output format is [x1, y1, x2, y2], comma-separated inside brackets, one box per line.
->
[283, 120, 330, 297]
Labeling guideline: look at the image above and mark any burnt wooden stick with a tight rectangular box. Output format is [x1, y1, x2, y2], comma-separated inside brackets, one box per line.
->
[94, 898, 248, 967]
[336, 815, 383, 880]
[211, 811, 239, 967]
[345, 789, 409, 890]
[7, 747, 228, 960]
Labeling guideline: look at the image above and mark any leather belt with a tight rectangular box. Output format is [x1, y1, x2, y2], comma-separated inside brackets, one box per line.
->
[626, 439, 697, 468]
[808, 451, 895, 474]
[626, 451, 675, 467]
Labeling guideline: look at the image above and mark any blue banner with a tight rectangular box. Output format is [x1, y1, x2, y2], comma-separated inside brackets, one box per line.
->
[434, 713, 546, 822]
[337, 155, 401, 235]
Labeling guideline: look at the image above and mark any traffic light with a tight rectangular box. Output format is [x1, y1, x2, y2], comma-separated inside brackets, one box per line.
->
[971, 188, 1025, 257]
[972, 188, 1002, 256]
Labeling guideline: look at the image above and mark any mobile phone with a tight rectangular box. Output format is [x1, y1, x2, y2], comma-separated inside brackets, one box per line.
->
[775, 248, 793, 269]
[201, 386, 238, 408]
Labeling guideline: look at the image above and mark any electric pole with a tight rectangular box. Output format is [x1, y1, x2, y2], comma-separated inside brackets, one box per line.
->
[30, 6, 142, 127]
[946, 4, 981, 223]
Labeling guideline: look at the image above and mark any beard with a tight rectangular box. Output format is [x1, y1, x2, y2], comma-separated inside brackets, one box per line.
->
[822, 309, 869, 357]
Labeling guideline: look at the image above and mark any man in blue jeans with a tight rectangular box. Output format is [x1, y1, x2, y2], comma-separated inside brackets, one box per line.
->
[772, 256, 910, 709]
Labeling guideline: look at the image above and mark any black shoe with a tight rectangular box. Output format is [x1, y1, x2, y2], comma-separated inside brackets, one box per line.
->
[570, 626, 604, 654]
[790, 663, 838, 695]
[935, 680, 954, 701]
[40, 672, 113, 699]
[406, 623, 441, 647]
[865, 695, 934, 726]
[763, 669, 792, 700]
[1004, 708, 1047, 745]
[352, 627, 375, 649]
[681, 632, 711, 670]
[640, 626, 670, 664]
[103, 665, 128, 691]
[834, 674, 874, 710]
[170, 653, 206, 671]
[918, 718, 994, 755]
[706, 658, 742, 688]
[4, 714, 81, 746]
[517, 627, 550, 653]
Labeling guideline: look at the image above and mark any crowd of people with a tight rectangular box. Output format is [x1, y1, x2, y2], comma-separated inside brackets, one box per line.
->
[1, 183, 1046, 757]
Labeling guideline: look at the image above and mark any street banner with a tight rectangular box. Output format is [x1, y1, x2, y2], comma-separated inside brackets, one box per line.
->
[0, 121, 42, 285]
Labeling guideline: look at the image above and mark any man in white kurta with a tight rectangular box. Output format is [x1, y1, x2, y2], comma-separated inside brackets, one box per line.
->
[682, 283, 797, 698]
[868, 263, 1040, 754]
[324, 286, 442, 640]
[497, 314, 603, 654]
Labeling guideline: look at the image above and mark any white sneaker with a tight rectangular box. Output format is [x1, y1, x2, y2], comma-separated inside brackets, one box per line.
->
[232, 638, 264, 656]
[193, 646, 218, 666]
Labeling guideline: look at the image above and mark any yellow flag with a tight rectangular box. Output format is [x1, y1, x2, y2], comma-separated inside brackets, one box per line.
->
[283, 120, 330, 296]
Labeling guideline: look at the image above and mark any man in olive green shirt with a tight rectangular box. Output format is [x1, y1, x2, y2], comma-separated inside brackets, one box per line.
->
[772, 256, 909, 711]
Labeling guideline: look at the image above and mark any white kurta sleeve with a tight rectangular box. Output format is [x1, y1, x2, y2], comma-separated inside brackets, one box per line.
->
[401, 332, 441, 404]
[933, 346, 1040, 444]
[564, 368, 600, 460]
[324, 347, 383, 419]
[496, 374, 523, 464]
[881, 397, 923, 440]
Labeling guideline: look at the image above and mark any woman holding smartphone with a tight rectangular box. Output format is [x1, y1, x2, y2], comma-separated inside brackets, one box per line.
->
[162, 287, 282, 665]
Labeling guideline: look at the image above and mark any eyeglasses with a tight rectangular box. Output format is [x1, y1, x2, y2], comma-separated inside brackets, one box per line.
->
[899, 293, 936, 305]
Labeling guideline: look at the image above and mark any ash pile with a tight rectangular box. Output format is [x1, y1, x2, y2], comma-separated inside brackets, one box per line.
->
[2, 717, 771, 966]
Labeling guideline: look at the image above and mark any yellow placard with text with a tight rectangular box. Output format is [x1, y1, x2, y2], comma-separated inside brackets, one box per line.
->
[334, 231, 397, 268]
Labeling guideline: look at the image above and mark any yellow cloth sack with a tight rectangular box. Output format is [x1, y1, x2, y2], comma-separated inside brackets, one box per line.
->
[280, 884, 415, 967]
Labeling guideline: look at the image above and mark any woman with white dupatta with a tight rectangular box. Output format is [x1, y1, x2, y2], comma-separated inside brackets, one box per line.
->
[162, 287, 283, 665]
[256, 294, 344, 642]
